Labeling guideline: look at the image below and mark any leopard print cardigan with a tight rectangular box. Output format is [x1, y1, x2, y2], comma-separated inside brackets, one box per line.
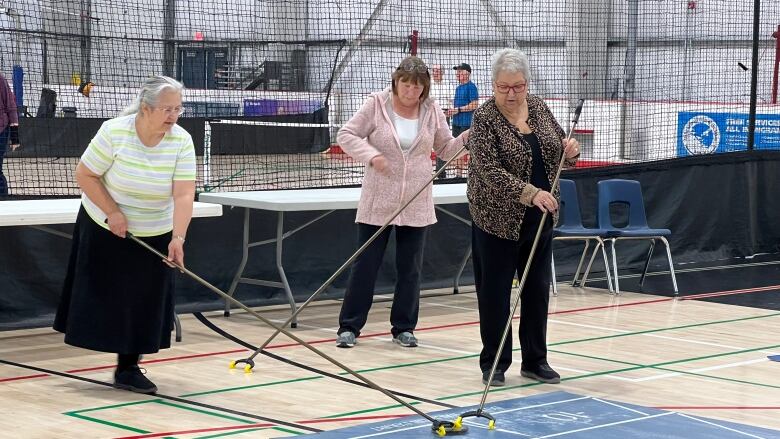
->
[466, 95, 578, 241]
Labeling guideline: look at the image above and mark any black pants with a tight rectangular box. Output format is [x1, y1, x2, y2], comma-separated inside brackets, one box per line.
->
[338, 223, 427, 337]
[472, 219, 553, 373]
[435, 125, 469, 178]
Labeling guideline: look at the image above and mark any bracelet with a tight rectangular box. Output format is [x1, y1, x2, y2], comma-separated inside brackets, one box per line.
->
[173, 234, 186, 242]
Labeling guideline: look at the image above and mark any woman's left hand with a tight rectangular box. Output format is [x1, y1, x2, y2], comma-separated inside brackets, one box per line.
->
[563, 138, 580, 159]
[460, 129, 470, 143]
[165, 238, 185, 269]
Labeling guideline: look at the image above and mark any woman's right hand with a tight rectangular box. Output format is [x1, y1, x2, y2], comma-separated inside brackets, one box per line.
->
[107, 211, 128, 238]
[369, 154, 389, 175]
[532, 190, 558, 214]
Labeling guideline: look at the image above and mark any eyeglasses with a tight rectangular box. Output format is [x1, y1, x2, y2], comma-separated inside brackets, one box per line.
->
[495, 83, 528, 94]
[156, 106, 185, 116]
[397, 64, 429, 74]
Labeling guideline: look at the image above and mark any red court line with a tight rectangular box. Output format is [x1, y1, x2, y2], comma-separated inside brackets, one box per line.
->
[112, 422, 275, 438]
[0, 373, 48, 383]
[112, 414, 410, 438]
[548, 297, 672, 315]
[680, 284, 780, 300]
[4, 284, 779, 384]
[300, 414, 409, 424]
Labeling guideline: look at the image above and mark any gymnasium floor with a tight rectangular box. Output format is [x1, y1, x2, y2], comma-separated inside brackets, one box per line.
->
[2, 261, 779, 438]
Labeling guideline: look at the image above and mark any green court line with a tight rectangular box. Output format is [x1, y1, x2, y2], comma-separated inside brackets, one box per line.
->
[436, 343, 780, 401]
[65, 412, 151, 434]
[549, 312, 780, 347]
[65, 398, 161, 414]
[155, 400, 259, 424]
[550, 344, 780, 390]
[335, 353, 477, 375]
[319, 341, 780, 420]
[180, 375, 322, 398]
[68, 400, 305, 439]
[68, 311, 780, 412]
[322, 311, 780, 378]
[319, 401, 421, 419]
[61, 313, 780, 435]
[554, 343, 780, 371]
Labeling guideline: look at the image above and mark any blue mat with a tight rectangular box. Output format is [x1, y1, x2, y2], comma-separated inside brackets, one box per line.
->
[308, 391, 780, 438]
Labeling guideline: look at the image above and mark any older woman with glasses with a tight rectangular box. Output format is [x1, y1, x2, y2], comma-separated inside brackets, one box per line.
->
[335, 56, 469, 349]
[467, 49, 580, 387]
[54, 75, 196, 394]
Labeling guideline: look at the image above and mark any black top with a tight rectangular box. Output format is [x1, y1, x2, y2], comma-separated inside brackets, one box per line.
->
[520, 131, 551, 235]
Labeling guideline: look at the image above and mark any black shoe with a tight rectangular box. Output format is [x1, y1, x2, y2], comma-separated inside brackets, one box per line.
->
[481, 369, 505, 387]
[521, 363, 561, 384]
[114, 366, 158, 394]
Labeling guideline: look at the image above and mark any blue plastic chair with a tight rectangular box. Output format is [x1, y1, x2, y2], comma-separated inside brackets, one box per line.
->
[551, 179, 614, 295]
[596, 179, 678, 295]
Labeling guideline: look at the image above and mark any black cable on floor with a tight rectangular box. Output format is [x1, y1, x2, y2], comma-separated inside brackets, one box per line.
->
[193, 312, 457, 409]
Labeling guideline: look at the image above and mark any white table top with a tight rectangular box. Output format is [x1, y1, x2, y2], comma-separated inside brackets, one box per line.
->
[0, 199, 223, 227]
[198, 183, 468, 211]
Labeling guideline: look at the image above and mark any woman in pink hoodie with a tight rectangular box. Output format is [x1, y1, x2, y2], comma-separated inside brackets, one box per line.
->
[335, 56, 469, 349]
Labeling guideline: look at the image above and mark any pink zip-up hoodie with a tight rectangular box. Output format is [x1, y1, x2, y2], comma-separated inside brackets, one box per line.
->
[337, 88, 467, 227]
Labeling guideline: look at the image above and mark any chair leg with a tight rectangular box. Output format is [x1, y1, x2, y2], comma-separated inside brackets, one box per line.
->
[580, 241, 600, 287]
[638, 239, 656, 289]
[659, 236, 679, 295]
[550, 251, 558, 296]
[174, 311, 182, 342]
[599, 239, 615, 294]
[572, 240, 591, 287]
[610, 239, 620, 295]
[581, 239, 615, 294]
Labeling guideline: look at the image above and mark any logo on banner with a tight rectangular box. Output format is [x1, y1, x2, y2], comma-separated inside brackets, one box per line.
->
[681, 115, 720, 155]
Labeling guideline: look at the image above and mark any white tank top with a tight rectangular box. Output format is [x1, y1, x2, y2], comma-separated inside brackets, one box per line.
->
[394, 114, 419, 151]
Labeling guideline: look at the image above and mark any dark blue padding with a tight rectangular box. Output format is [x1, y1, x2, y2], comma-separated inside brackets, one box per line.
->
[554, 179, 612, 237]
[597, 179, 671, 237]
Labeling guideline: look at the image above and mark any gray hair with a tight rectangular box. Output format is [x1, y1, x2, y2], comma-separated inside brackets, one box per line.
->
[490, 48, 531, 83]
[120, 75, 184, 116]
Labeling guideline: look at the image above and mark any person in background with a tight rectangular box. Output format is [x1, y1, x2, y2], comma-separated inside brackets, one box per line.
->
[0, 72, 20, 195]
[447, 62, 479, 138]
[54, 75, 196, 395]
[335, 56, 468, 349]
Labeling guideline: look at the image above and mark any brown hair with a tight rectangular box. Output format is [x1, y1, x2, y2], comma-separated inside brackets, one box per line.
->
[391, 56, 431, 101]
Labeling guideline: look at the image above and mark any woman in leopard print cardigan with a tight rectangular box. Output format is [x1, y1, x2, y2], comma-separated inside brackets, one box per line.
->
[467, 48, 580, 387]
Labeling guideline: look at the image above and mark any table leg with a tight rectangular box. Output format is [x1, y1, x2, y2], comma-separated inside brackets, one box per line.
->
[275, 212, 298, 328]
[225, 208, 251, 317]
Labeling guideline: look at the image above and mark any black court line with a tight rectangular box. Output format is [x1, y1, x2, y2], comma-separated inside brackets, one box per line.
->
[193, 313, 457, 409]
[0, 357, 322, 433]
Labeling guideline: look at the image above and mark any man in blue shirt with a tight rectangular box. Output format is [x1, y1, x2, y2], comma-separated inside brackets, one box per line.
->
[446, 63, 479, 138]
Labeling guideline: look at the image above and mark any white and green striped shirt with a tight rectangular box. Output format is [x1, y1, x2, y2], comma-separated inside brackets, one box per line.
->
[80, 114, 196, 236]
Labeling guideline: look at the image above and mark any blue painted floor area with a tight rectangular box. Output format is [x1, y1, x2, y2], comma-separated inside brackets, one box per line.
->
[308, 391, 780, 438]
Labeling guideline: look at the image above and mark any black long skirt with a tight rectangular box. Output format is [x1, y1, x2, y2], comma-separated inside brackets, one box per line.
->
[53, 207, 175, 354]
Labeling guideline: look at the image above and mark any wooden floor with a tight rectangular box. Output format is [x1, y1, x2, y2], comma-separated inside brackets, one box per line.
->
[2, 284, 780, 438]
